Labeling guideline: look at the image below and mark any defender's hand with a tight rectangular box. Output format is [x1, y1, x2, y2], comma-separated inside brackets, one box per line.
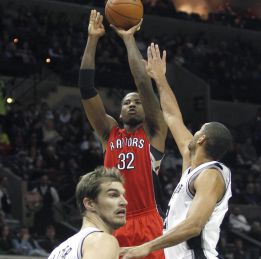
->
[88, 10, 105, 38]
[121, 245, 150, 259]
[143, 43, 167, 81]
[110, 19, 143, 40]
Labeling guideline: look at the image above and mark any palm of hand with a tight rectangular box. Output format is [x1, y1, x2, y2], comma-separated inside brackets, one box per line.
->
[88, 23, 105, 37]
[146, 61, 166, 79]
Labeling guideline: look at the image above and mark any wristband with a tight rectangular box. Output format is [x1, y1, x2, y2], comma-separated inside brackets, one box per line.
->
[78, 69, 97, 99]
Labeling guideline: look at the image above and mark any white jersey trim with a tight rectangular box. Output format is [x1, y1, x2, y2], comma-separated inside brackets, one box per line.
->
[185, 161, 231, 205]
[77, 228, 102, 259]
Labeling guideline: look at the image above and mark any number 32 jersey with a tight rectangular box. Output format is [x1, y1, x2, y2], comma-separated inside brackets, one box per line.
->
[104, 126, 157, 215]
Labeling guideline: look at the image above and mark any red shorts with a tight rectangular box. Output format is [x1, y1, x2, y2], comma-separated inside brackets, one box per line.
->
[114, 208, 165, 259]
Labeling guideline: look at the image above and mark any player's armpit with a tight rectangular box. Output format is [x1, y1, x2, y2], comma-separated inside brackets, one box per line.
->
[82, 232, 120, 259]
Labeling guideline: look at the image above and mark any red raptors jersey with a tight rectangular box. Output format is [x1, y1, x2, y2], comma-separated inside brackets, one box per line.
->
[104, 126, 156, 215]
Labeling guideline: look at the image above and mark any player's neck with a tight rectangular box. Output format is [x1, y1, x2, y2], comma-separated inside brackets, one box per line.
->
[190, 152, 212, 170]
[82, 215, 113, 234]
[123, 123, 142, 132]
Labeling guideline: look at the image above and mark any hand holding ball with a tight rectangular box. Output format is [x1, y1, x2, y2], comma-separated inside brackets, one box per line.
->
[105, 0, 143, 30]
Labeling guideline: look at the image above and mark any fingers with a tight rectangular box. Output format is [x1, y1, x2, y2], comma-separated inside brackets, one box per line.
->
[95, 12, 100, 23]
[110, 24, 117, 30]
[127, 18, 143, 34]
[162, 50, 167, 63]
[90, 10, 103, 26]
[97, 13, 103, 27]
[110, 24, 120, 32]
[148, 43, 166, 61]
[135, 18, 143, 31]
[89, 10, 96, 23]
[150, 43, 157, 59]
[155, 44, 161, 59]
[147, 46, 152, 61]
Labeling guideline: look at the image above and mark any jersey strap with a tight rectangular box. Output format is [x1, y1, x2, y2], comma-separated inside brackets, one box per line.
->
[77, 229, 103, 259]
[150, 145, 164, 175]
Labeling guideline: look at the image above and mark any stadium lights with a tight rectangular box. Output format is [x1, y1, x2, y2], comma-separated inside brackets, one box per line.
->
[6, 97, 14, 104]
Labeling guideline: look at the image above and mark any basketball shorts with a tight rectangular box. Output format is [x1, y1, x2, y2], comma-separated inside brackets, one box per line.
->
[114, 208, 165, 259]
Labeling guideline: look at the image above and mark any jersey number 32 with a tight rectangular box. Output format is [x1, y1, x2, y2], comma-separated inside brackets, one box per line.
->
[117, 152, 135, 170]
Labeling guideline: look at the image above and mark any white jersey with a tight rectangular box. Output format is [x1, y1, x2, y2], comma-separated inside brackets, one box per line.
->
[164, 161, 231, 259]
[48, 227, 102, 259]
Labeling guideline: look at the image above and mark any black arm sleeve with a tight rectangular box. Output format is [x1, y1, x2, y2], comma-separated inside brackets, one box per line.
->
[78, 69, 97, 99]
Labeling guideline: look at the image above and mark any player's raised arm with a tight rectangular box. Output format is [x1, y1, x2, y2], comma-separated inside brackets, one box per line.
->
[110, 22, 167, 152]
[80, 10, 117, 148]
[144, 43, 193, 169]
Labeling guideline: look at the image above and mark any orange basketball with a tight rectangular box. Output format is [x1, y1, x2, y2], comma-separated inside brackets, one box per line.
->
[105, 0, 143, 30]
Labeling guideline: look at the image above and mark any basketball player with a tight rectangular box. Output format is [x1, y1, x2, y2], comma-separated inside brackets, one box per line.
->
[78, 10, 167, 259]
[121, 44, 233, 259]
[48, 166, 127, 259]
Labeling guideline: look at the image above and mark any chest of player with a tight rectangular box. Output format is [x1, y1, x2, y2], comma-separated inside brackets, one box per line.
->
[108, 136, 146, 150]
[105, 135, 151, 172]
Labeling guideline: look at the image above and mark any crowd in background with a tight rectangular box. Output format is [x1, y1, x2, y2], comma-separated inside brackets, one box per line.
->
[1, 2, 261, 103]
[50, 0, 261, 30]
[0, 1, 261, 258]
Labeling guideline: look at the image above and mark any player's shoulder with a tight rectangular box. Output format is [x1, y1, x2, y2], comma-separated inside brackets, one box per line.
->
[83, 231, 119, 248]
[82, 232, 119, 258]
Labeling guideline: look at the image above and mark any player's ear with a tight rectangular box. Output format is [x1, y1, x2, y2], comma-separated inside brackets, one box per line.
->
[197, 134, 206, 145]
[83, 197, 96, 212]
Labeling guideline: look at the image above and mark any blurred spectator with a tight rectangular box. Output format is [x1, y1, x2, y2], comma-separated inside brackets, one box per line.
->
[42, 145, 60, 172]
[16, 41, 36, 64]
[240, 137, 257, 164]
[0, 176, 12, 217]
[242, 183, 259, 205]
[0, 80, 7, 127]
[229, 207, 251, 232]
[24, 191, 42, 228]
[39, 225, 59, 253]
[58, 104, 71, 125]
[232, 238, 250, 259]
[42, 115, 61, 144]
[32, 175, 60, 235]
[252, 108, 261, 156]
[0, 211, 5, 229]
[0, 125, 11, 156]
[80, 134, 103, 172]
[249, 221, 261, 241]
[0, 225, 14, 254]
[251, 156, 261, 173]
[12, 226, 48, 256]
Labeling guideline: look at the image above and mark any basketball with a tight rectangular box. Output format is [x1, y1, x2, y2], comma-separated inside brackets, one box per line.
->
[105, 0, 143, 30]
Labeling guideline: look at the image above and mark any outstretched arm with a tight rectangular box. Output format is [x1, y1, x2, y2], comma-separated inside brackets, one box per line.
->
[121, 169, 225, 259]
[144, 43, 193, 169]
[111, 23, 167, 152]
[80, 10, 117, 148]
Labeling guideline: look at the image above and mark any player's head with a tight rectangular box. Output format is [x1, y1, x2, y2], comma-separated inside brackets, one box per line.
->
[120, 92, 145, 127]
[76, 166, 127, 230]
[188, 122, 233, 160]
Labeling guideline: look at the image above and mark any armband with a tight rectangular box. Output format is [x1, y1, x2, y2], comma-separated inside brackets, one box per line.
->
[78, 69, 97, 99]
